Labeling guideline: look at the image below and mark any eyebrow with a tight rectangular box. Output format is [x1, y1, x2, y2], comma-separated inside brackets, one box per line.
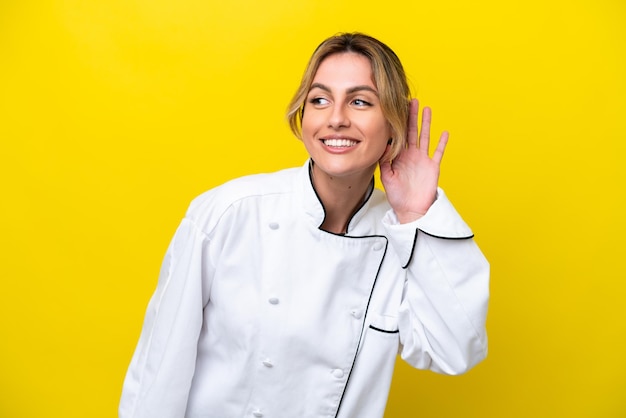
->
[309, 82, 379, 96]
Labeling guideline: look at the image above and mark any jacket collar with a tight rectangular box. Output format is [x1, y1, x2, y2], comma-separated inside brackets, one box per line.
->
[298, 159, 377, 236]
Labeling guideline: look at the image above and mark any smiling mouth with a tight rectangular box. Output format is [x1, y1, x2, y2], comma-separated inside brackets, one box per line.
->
[322, 138, 358, 147]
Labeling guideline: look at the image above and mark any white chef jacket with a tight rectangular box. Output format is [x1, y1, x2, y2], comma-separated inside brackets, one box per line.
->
[119, 160, 489, 418]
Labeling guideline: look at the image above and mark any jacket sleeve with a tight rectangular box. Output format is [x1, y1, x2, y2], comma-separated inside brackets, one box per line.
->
[382, 188, 490, 375]
[119, 217, 212, 418]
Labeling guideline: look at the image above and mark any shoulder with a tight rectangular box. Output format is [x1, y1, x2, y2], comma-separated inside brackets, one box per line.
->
[185, 166, 300, 234]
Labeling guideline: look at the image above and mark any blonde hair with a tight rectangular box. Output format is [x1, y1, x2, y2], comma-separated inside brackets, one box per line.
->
[286, 32, 411, 161]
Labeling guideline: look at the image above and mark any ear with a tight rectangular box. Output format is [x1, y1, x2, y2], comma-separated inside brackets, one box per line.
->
[386, 121, 394, 142]
[379, 142, 393, 166]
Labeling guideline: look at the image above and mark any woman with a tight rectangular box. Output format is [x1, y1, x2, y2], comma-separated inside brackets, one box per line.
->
[119, 32, 489, 418]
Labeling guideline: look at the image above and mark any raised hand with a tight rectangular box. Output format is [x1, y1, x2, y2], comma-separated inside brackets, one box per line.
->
[379, 99, 448, 223]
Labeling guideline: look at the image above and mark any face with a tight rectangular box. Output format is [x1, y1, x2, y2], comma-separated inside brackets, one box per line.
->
[301, 52, 391, 181]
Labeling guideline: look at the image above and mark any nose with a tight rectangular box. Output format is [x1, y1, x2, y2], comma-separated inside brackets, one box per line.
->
[328, 104, 350, 129]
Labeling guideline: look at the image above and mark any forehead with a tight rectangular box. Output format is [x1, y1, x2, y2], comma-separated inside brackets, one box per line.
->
[312, 52, 375, 86]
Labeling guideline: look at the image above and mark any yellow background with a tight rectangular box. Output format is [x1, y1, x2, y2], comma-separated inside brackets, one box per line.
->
[1, 0, 625, 417]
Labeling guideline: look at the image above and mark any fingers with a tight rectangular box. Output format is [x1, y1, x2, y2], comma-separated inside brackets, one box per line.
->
[432, 131, 449, 164]
[418, 106, 432, 153]
[407, 99, 419, 147]
[408, 100, 448, 162]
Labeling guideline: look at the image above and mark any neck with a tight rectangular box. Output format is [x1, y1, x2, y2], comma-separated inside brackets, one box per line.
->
[310, 162, 374, 234]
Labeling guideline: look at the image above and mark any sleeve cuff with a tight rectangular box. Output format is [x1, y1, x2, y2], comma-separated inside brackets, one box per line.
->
[382, 188, 474, 267]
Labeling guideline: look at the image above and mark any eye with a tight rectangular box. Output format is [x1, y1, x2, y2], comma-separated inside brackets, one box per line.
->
[309, 97, 329, 106]
[352, 98, 372, 107]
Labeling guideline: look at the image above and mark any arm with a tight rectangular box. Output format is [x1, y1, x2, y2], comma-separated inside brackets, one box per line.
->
[380, 100, 489, 374]
[119, 217, 211, 418]
[383, 191, 489, 374]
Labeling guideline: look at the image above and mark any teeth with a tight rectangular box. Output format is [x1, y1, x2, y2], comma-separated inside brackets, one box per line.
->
[323, 138, 357, 147]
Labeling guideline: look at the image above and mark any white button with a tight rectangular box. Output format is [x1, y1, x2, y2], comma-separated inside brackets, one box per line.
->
[372, 242, 384, 251]
[332, 369, 344, 378]
[252, 410, 263, 417]
[268, 297, 279, 305]
[269, 222, 279, 230]
[351, 310, 363, 319]
[262, 359, 273, 367]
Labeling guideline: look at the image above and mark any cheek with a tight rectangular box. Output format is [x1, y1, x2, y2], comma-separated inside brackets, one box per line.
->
[372, 121, 393, 156]
[300, 114, 319, 148]
[300, 111, 315, 138]
[371, 119, 392, 145]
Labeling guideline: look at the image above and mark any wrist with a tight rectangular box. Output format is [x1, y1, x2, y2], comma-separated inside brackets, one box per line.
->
[396, 211, 426, 224]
